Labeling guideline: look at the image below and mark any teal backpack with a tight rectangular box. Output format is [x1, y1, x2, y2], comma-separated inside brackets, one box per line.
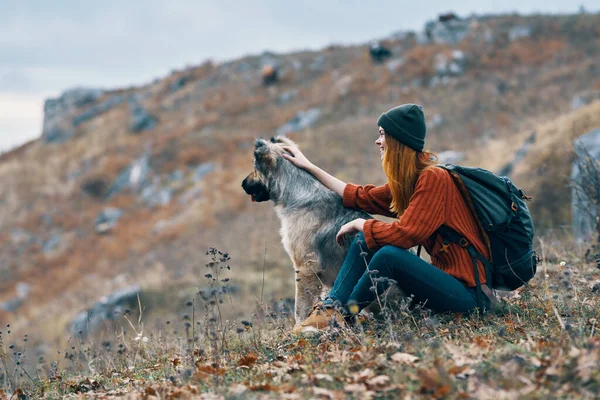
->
[431, 165, 538, 309]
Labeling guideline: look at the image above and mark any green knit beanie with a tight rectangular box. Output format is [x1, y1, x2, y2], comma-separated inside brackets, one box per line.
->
[377, 104, 426, 152]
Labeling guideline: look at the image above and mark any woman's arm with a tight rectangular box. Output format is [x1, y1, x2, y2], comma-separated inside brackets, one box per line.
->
[282, 145, 395, 216]
[282, 146, 346, 196]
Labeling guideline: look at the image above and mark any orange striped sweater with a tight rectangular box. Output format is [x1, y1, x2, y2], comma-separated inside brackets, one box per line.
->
[342, 167, 489, 288]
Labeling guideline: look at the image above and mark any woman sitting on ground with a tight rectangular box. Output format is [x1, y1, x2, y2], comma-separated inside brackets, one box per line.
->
[282, 103, 494, 333]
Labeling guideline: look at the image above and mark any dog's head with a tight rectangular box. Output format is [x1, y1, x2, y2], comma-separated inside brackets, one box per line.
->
[241, 136, 298, 203]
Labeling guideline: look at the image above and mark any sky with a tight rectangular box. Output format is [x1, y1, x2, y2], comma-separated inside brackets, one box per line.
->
[0, 0, 597, 151]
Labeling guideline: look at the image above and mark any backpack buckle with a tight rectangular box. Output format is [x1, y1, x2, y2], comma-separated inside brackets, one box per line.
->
[459, 238, 469, 247]
[511, 202, 518, 212]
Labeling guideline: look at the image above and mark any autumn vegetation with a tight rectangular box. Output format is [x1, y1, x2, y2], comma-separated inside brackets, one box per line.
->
[0, 12, 599, 399]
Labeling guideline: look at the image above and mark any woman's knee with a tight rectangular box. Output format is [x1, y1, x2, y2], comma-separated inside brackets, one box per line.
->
[370, 246, 416, 272]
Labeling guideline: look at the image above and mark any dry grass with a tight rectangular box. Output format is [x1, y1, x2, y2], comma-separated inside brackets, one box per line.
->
[0, 14, 598, 388]
[0, 242, 598, 399]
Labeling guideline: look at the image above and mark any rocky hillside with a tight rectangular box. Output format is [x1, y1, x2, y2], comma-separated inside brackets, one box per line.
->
[0, 12, 599, 351]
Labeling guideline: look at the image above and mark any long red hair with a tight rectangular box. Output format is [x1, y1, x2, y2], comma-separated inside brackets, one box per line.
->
[382, 134, 438, 216]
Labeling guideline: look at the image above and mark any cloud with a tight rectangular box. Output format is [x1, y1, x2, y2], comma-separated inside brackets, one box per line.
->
[0, 92, 44, 151]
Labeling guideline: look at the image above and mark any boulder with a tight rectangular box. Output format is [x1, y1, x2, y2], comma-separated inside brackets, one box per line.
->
[0, 282, 31, 312]
[425, 17, 471, 45]
[105, 155, 151, 198]
[278, 89, 298, 105]
[42, 88, 104, 143]
[95, 208, 123, 234]
[508, 25, 532, 41]
[276, 108, 321, 136]
[71, 285, 140, 336]
[72, 95, 125, 127]
[141, 180, 173, 208]
[434, 50, 466, 77]
[309, 55, 326, 73]
[571, 90, 600, 111]
[193, 162, 215, 182]
[437, 150, 464, 164]
[571, 128, 600, 242]
[129, 101, 157, 133]
[42, 232, 62, 254]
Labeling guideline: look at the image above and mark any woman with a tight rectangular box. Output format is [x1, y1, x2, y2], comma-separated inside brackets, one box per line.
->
[282, 103, 493, 333]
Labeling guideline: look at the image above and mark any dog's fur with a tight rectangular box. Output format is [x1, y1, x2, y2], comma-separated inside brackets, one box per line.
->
[242, 136, 372, 323]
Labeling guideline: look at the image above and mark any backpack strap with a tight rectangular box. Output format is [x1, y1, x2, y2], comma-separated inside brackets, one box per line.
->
[417, 245, 422, 258]
[437, 226, 492, 314]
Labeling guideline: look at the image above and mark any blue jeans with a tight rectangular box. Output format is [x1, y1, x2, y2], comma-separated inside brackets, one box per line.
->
[326, 233, 484, 314]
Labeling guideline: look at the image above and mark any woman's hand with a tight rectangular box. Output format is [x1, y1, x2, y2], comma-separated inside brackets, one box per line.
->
[336, 218, 366, 246]
[281, 146, 313, 171]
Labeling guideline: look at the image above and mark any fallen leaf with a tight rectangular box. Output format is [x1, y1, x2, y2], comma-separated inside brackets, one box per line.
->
[391, 352, 419, 364]
[344, 383, 367, 393]
[171, 357, 181, 367]
[314, 373, 334, 382]
[313, 386, 341, 399]
[356, 368, 375, 382]
[237, 352, 258, 368]
[248, 382, 280, 392]
[366, 375, 390, 390]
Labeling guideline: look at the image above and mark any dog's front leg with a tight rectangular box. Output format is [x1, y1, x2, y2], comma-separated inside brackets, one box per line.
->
[294, 268, 322, 323]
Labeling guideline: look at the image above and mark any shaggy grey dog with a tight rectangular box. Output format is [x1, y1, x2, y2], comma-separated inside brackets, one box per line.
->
[241, 136, 372, 323]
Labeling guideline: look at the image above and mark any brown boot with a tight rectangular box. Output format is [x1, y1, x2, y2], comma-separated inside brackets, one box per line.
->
[292, 303, 346, 334]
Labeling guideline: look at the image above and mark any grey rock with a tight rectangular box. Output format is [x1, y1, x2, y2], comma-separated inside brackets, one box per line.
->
[193, 162, 215, 182]
[105, 155, 151, 198]
[170, 76, 190, 93]
[425, 18, 471, 45]
[72, 95, 125, 127]
[0, 282, 31, 312]
[16, 282, 30, 299]
[95, 207, 123, 234]
[11, 228, 37, 245]
[1, 297, 23, 312]
[571, 90, 600, 111]
[571, 128, 600, 242]
[429, 114, 444, 128]
[141, 182, 173, 208]
[42, 233, 62, 254]
[434, 50, 466, 77]
[437, 150, 464, 164]
[43, 127, 75, 144]
[276, 108, 322, 136]
[278, 89, 298, 105]
[386, 58, 404, 72]
[179, 186, 203, 205]
[71, 285, 140, 336]
[42, 88, 104, 143]
[169, 169, 184, 182]
[309, 55, 326, 73]
[508, 25, 532, 41]
[129, 101, 157, 133]
[291, 60, 303, 71]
